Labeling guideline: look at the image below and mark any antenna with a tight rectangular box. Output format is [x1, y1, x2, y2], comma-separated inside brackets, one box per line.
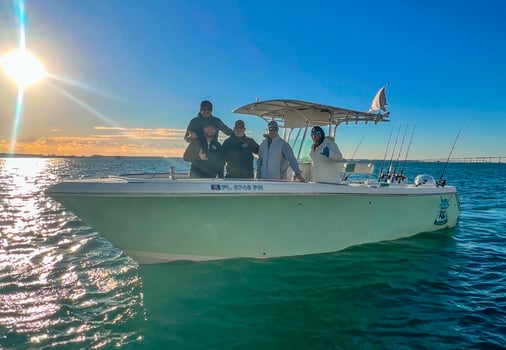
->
[437, 127, 463, 187]
[350, 136, 364, 160]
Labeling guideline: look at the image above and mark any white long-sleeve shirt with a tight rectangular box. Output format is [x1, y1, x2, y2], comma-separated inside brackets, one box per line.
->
[309, 137, 343, 183]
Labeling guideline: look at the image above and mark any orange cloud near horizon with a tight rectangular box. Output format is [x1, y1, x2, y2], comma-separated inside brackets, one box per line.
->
[0, 126, 189, 157]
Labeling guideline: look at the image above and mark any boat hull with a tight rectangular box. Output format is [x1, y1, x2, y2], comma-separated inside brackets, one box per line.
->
[46, 178, 459, 263]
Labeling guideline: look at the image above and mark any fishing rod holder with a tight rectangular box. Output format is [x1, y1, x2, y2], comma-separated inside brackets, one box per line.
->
[169, 166, 176, 180]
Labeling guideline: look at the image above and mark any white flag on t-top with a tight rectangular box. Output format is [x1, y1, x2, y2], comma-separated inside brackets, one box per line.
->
[368, 86, 388, 113]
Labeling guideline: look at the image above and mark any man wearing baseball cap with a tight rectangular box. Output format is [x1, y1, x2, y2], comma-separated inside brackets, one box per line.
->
[222, 120, 259, 178]
[256, 121, 305, 182]
[183, 119, 225, 178]
[184, 100, 233, 142]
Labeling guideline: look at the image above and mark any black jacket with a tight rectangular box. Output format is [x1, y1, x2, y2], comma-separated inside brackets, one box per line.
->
[184, 114, 233, 142]
[222, 134, 259, 178]
[183, 139, 224, 178]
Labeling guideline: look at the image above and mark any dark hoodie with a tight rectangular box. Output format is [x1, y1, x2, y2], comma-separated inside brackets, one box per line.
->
[184, 113, 233, 142]
[222, 134, 259, 178]
[311, 126, 325, 151]
[183, 137, 224, 178]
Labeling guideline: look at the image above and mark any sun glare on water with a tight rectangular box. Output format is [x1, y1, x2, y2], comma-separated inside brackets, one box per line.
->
[1, 49, 46, 88]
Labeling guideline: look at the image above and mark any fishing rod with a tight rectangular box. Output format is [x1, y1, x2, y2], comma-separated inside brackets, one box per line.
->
[386, 125, 402, 180]
[350, 136, 365, 160]
[399, 125, 416, 178]
[437, 127, 463, 187]
[378, 127, 394, 181]
[392, 124, 409, 176]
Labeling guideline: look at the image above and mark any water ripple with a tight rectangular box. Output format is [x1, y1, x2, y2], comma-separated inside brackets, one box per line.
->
[0, 158, 145, 349]
[1, 158, 505, 349]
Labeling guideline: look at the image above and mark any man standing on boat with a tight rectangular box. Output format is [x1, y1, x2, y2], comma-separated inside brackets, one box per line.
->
[183, 120, 225, 178]
[184, 100, 233, 142]
[222, 120, 259, 178]
[309, 126, 343, 183]
[256, 121, 305, 182]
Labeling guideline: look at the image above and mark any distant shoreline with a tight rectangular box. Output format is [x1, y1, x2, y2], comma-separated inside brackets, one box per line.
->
[1, 153, 503, 163]
[0, 153, 177, 160]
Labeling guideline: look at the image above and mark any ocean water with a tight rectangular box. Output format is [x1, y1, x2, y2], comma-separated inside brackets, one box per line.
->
[0, 157, 505, 349]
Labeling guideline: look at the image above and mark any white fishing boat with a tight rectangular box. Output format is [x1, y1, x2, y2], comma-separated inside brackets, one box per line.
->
[46, 89, 459, 264]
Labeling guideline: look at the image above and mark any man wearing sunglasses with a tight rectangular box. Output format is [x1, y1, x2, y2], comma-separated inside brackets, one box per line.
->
[256, 121, 305, 182]
[184, 100, 233, 143]
[309, 126, 343, 183]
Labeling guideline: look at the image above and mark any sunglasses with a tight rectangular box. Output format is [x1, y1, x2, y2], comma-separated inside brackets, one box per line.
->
[201, 107, 212, 111]
[268, 127, 278, 131]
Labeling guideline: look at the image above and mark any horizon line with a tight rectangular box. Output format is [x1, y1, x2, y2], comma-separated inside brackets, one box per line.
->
[1, 152, 504, 163]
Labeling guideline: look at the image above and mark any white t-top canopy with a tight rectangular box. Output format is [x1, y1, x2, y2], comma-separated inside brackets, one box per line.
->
[233, 99, 390, 129]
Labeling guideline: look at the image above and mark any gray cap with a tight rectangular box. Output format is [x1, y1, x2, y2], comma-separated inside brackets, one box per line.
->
[267, 121, 278, 129]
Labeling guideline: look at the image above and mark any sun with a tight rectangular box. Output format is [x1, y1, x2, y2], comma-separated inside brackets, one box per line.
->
[0, 49, 46, 88]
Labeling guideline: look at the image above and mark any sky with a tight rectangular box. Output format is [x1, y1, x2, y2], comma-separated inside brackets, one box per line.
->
[1, 0, 505, 159]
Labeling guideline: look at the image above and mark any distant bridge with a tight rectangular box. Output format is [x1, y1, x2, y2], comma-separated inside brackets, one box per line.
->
[419, 156, 504, 163]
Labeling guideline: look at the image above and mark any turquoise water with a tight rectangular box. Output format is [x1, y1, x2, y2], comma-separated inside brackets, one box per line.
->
[0, 157, 504, 349]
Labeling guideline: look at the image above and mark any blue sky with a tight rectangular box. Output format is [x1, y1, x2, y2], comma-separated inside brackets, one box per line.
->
[1, 0, 505, 158]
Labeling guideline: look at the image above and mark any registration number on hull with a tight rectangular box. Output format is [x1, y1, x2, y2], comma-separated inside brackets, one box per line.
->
[211, 184, 264, 191]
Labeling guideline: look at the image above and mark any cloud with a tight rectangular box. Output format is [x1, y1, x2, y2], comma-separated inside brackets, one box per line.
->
[93, 126, 186, 140]
[1, 126, 189, 157]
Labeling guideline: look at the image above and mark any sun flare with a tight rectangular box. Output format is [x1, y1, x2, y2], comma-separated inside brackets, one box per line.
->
[0, 49, 46, 88]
